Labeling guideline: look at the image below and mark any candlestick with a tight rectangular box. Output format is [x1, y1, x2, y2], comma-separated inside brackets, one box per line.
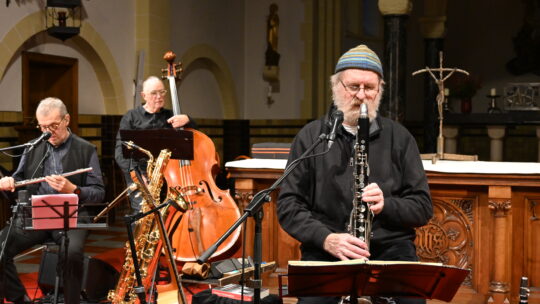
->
[490, 88, 497, 96]
[486, 93, 502, 114]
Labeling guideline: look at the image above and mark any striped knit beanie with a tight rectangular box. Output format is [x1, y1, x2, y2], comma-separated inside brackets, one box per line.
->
[334, 44, 383, 77]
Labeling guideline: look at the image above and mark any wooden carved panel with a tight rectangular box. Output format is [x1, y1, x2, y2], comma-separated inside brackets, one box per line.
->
[525, 197, 540, 301]
[416, 198, 474, 286]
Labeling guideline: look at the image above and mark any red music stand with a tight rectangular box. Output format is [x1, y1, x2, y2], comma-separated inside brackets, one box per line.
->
[31, 194, 78, 230]
[29, 194, 79, 304]
[283, 260, 469, 303]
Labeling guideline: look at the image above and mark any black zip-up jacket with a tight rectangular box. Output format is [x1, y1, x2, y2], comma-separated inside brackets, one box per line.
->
[277, 111, 432, 261]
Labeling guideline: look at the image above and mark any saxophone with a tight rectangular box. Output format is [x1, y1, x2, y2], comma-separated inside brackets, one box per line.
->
[348, 103, 374, 247]
[108, 143, 177, 304]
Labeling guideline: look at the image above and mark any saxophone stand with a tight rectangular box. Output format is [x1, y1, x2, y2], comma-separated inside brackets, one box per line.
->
[123, 211, 148, 304]
[122, 167, 187, 304]
[0, 136, 51, 303]
[123, 202, 177, 304]
[198, 132, 330, 304]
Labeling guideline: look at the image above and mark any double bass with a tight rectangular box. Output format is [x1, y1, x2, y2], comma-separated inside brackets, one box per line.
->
[161, 51, 241, 263]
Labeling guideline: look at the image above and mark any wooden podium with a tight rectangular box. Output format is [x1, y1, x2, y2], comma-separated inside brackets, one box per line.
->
[226, 159, 540, 304]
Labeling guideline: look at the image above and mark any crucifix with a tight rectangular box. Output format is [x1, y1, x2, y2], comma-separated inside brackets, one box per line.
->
[412, 51, 478, 163]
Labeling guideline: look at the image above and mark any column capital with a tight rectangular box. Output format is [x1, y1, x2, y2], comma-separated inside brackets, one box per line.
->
[418, 16, 447, 39]
[442, 125, 458, 138]
[487, 125, 506, 139]
[378, 0, 412, 16]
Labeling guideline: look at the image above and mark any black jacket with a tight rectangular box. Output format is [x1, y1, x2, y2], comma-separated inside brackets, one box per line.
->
[277, 111, 432, 261]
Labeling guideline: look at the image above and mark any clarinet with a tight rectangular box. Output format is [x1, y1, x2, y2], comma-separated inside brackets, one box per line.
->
[520, 277, 529, 304]
[348, 103, 374, 247]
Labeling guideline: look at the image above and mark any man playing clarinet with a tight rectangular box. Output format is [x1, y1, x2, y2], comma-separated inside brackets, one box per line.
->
[0, 97, 105, 304]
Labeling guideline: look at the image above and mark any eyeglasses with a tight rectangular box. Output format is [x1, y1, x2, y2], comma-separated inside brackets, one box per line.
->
[36, 117, 66, 132]
[340, 80, 379, 97]
[147, 89, 168, 97]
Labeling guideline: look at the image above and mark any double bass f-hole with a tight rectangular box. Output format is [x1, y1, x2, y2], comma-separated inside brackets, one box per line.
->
[170, 181, 222, 204]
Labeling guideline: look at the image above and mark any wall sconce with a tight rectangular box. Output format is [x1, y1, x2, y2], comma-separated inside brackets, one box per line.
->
[45, 0, 82, 41]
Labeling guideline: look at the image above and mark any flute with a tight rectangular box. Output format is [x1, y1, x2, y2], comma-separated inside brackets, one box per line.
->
[14, 167, 93, 188]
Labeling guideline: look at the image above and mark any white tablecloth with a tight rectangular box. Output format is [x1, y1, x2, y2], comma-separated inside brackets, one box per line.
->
[225, 159, 540, 175]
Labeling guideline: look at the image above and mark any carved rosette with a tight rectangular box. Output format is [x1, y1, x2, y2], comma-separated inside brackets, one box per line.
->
[488, 200, 511, 217]
[416, 198, 473, 286]
[234, 191, 254, 211]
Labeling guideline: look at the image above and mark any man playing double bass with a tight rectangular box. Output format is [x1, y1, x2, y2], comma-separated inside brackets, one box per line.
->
[115, 76, 197, 213]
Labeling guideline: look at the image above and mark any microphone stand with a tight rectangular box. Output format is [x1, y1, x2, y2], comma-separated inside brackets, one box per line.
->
[0, 138, 54, 262]
[197, 133, 329, 304]
[0, 138, 48, 302]
[0, 142, 34, 153]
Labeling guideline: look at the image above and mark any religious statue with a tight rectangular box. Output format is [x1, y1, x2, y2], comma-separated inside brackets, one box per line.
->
[265, 3, 280, 67]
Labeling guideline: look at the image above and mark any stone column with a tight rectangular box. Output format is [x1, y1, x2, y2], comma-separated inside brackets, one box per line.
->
[487, 125, 506, 162]
[418, 1, 448, 153]
[442, 125, 458, 154]
[488, 186, 512, 304]
[378, 0, 412, 122]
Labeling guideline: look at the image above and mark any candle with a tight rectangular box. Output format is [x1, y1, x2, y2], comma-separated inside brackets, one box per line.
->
[490, 88, 497, 96]
[444, 88, 449, 96]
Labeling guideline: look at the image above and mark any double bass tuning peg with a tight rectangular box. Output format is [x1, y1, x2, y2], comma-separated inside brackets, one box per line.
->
[162, 51, 183, 80]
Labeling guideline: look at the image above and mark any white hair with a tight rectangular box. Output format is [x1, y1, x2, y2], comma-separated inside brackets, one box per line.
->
[142, 76, 164, 93]
[36, 97, 68, 117]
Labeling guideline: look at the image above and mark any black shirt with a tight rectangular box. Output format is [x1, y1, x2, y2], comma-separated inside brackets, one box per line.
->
[114, 105, 197, 173]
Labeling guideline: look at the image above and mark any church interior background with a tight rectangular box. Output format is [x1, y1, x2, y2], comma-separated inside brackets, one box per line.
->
[1, 0, 539, 303]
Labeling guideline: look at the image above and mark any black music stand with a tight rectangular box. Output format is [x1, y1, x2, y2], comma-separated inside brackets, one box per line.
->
[120, 129, 194, 160]
[29, 194, 79, 304]
[283, 260, 469, 303]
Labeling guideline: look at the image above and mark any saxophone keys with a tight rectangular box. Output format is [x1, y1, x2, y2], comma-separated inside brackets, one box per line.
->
[142, 248, 154, 261]
[140, 268, 148, 277]
[148, 230, 160, 243]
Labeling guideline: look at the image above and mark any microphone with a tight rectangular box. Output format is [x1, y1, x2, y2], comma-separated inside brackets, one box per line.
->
[28, 132, 51, 150]
[327, 110, 344, 149]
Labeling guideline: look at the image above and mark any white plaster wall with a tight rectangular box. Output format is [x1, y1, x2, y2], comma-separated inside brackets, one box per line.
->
[180, 69, 222, 119]
[171, 0, 305, 119]
[171, 0, 245, 118]
[0, 2, 40, 39]
[82, 0, 135, 114]
[243, 0, 305, 119]
[0, 1, 135, 115]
